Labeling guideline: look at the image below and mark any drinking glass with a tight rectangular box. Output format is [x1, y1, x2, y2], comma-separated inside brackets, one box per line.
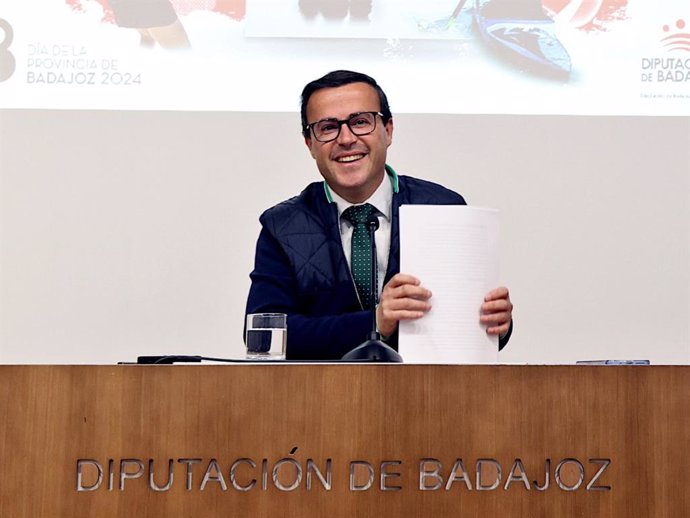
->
[245, 313, 287, 360]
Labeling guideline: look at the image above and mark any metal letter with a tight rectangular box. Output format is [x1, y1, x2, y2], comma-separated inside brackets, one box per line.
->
[230, 458, 257, 491]
[349, 461, 374, 491]
[380, 461, 402, 491]
[200, 459, 228, 491]
[419, 459, 443, 491]
[107, 459, 114, 491]
[148, 459, 174, 492]
[177, 458, 202, 491]
[272, 458, 302, 491]
[555, 458, 585, 491]
[262, 459, 268, 490]
[445, 459, 472, 491]
[533, 459, 551, 491]
[119, 459, 144, 491]
[76, 459, 103, 492]
[306, 459, 332, 491]
[586, 459, 612, 491]
[476, 459, 502, 491]
[504, 459, 531, 491]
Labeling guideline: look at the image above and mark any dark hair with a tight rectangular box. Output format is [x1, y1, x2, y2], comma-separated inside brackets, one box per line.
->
[300, 70, 392, 138]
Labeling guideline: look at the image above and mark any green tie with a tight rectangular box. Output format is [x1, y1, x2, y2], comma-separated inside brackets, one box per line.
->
[342, 203, 377, 310]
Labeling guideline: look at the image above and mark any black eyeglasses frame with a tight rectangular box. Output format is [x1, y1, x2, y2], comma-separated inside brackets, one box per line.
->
[306, 111, 384, 143]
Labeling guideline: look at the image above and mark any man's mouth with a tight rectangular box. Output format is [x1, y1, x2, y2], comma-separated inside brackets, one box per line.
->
[334, 153, 366, 163]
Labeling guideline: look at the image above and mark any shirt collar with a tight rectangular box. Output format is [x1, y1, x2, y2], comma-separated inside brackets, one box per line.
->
[323, 164, 398, 219]
[329, 170, 393, 223]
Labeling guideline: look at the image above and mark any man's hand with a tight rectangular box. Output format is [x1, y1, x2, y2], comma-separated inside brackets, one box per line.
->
[480, 287, 513, 336]
[376, 273, 432, 337]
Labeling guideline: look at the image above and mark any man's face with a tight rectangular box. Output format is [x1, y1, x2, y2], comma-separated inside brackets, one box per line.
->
[304, 82, 393, 204]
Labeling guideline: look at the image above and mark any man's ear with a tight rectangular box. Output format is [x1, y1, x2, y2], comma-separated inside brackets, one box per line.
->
[304, 136, 316, 159]
[385, 118, 394, 147]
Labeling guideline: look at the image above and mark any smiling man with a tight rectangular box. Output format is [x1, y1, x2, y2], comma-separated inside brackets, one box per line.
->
[245, 70, 513, 360]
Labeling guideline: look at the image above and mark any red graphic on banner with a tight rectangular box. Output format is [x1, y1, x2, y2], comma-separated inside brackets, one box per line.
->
[66, 0, 245, 23]
[65, 0, 245, 49]
[662, 19, 690, 52]
[543, 0, 628, 31]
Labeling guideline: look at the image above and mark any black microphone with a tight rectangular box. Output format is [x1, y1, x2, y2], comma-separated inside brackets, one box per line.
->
[341, 213, 403, 362]
[366, 213, 380, 337]
[366, 213, 380, 231]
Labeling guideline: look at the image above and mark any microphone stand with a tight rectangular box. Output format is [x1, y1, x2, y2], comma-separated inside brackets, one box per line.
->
[341, 216, 403, 362]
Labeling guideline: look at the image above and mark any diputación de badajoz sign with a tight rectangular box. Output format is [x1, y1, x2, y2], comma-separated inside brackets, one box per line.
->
[76, 456, 611, 493]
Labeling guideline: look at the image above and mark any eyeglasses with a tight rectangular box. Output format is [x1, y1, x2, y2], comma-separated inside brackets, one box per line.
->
[306, 111, 384, 143]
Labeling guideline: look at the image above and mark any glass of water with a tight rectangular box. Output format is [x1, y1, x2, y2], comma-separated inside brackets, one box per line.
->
[245, 313, 287, 360]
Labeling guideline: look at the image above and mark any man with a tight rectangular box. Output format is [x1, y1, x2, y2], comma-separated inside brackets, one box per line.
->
[245, 70, 513, 360]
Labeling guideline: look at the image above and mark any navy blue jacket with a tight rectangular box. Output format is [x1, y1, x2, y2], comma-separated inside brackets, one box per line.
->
[246, 171, 510, 360]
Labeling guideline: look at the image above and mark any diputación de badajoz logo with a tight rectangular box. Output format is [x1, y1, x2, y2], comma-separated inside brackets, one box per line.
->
[0, 18, 16, 82]
[661, 18, 690, 52]
[640, 16, 690, 86]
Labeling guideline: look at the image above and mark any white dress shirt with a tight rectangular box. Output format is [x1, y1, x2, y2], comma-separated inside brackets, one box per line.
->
[328, 174, 393, 299]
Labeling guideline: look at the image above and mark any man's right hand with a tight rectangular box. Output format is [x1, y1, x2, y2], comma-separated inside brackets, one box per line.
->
[376, 273, 432, 337]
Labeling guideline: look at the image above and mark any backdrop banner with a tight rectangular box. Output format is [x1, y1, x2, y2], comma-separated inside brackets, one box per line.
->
[0, 1, 688, 113]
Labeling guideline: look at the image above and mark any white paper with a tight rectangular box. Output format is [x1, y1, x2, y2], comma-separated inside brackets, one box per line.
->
[399, 206, 499, 364]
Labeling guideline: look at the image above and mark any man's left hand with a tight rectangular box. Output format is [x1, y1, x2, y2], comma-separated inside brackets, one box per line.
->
[480, 287, 513, 336]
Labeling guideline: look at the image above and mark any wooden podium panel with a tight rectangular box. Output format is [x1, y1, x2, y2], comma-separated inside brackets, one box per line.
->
[0, 365, 688, 517]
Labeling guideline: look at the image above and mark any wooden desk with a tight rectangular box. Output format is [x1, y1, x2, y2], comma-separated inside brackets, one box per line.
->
[1, 365, 688, 517]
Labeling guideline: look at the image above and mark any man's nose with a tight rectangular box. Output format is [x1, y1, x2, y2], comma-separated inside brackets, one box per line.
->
[336, 121, 357, 145]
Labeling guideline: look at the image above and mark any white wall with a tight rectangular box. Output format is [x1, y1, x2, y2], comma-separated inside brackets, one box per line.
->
[0, 110, 688, 364]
